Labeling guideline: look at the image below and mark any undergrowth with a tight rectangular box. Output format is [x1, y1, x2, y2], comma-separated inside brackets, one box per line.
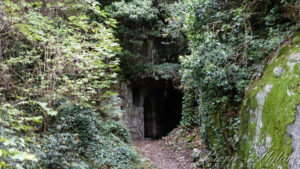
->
[0, 100, 142, 169]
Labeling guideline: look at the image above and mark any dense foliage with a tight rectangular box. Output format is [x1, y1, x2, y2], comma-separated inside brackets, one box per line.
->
[0, 102, 56, 169]
[103, 0, 298, 166]
[0, 0, 120, 105]
[0, 0, 142, 168]
[0, 100, 141, 169]
[104, 0, 188, 80]
[180, 0, 298, 166]
[0, 0, 299, 168]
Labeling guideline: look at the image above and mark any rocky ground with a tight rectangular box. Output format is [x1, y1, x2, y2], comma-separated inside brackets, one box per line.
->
[133, 127, 204, 169]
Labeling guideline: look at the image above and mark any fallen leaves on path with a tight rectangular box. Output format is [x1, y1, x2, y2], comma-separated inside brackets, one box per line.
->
[134, 139, 197, 169]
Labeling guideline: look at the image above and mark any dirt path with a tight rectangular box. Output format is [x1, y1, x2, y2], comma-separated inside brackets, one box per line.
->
[133, 139, 196, 169]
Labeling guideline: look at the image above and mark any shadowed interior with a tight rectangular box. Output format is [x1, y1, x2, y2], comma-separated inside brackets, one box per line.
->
[133, 79, 182, 139]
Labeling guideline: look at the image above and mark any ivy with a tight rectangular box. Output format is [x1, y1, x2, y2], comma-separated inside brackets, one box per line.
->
[0, 103, 48, 168]
[104, 0, 188, 80]
[180, 88, 200, 128]
[180, 0, 297, 165]
[0, 0, 121, 106]
[0, 101, 142, 169]
[0, 1, 143, 168]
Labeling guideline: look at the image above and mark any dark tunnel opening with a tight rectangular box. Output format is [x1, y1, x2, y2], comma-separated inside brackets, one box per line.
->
[135, 79, 182, 139]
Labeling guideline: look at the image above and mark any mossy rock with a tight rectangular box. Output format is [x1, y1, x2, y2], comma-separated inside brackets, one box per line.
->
[234, 32, 300, 169]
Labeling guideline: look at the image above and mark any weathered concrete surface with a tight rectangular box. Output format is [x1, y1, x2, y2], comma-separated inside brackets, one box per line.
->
[120, 82, 145, 139]
[120, 80, 182, 139]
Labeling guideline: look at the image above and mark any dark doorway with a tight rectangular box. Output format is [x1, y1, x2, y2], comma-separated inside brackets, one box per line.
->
[141, 79, 182, 139]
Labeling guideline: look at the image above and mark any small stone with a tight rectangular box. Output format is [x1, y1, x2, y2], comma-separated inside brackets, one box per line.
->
[273, 67, 284, 77]
[191, 148, 201, 161]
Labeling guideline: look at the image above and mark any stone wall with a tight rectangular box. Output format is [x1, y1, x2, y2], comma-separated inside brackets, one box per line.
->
[120, 79, 182, 139]
[120, 82, 145, 139]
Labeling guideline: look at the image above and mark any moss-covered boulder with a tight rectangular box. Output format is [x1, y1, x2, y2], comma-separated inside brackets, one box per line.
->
[235, 32, 300, 169]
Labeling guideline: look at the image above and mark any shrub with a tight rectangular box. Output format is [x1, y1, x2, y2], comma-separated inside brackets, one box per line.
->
[0, 101, 142, 169]
[180, 0, 297, 165]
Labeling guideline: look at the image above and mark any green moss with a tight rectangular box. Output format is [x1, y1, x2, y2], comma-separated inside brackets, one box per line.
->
[235, 33, 300, 168]
[236, 89, 259, 167]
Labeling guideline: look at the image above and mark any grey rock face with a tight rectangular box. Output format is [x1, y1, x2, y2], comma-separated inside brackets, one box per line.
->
[287, 106, 300, 169]
[273, 67, 284, 77]
[254, 84, 273, 150]
[247, 84, 273, 169]
[121, 82, 145, 139]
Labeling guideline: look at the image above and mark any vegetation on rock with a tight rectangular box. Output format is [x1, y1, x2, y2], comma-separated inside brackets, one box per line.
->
[104, 0, 188, 81]
[0, 0, 299, 168]
[179, 0, 298, 166]
[237, 32, 300, 168]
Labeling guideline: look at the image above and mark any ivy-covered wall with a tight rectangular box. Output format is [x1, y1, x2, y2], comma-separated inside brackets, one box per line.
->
[103, 0, 188, 80]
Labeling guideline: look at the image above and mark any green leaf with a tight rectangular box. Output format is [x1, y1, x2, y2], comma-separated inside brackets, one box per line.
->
[24, 116, 43, 123]
[11, 152, 38, 162]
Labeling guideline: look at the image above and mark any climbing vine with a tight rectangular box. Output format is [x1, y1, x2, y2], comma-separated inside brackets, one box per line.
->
[0, 100, 141, 168]
[180, 0, 297, 166]
[1, 0, 299, 168]
[0, 1, 143, 168]
[104, 0, 188, 80]
[0, 0, 120, 106]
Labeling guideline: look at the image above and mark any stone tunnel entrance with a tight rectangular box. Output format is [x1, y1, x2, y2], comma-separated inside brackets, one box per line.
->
[121, 79, 182, 139]
[143, 80, 182, 139]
